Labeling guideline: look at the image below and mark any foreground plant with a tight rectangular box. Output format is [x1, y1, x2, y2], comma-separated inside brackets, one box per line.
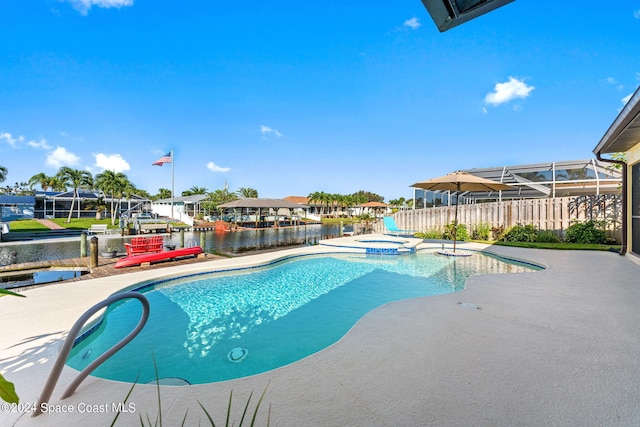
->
[111, 358, 270, 426]
[198, 384, 270, 427]
[0, 288, 24, 404]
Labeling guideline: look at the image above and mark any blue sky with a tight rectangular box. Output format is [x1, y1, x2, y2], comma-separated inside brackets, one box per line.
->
[1, 1, 639, 201]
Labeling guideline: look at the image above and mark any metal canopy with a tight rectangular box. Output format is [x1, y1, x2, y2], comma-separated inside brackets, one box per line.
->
[421, 0, 515, 32]
[593, 86, 640, 155]
[414, 159, 621, 203]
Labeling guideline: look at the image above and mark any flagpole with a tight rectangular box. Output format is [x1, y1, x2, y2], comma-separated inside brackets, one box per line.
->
[171, 149, 175, 220]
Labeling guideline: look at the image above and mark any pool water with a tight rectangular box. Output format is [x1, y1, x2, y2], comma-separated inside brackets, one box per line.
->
[67, 251, 540, 384]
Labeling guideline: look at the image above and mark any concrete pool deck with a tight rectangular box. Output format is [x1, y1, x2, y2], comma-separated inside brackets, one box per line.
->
[1, 237, 640, 426]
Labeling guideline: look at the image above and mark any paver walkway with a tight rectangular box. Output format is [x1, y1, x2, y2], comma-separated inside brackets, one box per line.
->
[34, 219, 64, 230]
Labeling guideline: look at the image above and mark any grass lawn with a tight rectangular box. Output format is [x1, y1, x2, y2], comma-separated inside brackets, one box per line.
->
[7, 218, 188, 232]
[6, 219, 51, 232]
[321, 218, 362, 224]
[7, 218, 116, 232]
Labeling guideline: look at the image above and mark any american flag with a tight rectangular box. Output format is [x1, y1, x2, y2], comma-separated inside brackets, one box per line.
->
[152, 152, 172, 166]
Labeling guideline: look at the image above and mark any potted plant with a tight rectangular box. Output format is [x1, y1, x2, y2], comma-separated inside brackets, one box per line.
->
[101, 240, 118, 258]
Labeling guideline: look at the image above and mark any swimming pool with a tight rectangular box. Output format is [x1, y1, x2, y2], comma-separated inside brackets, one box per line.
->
[67, 251, 541, 384]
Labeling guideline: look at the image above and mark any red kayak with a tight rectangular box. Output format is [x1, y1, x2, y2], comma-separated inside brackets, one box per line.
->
[114, 246, 203, 268]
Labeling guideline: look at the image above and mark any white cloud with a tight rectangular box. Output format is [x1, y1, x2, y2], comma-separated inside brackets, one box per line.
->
[484, 77, 535, 107]
[27, 138, 52, 150]
[403, 17, 421, 29]
[206, 162, 231, 173]
[0, 132, 23, 147]
[94, 153, 131, 172]
[260, 125, 282, 138]
[66, 0, 133, 15]
[621, 93, 633, 107]
[46, 146, 80, 168]
[634, 9, 640, 19]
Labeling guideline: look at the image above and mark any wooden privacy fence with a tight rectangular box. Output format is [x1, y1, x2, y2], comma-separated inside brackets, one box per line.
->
[379, 195, 621, 239]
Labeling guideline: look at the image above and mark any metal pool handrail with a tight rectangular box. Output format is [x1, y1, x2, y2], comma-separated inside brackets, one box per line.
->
[33, 291, 150, 417]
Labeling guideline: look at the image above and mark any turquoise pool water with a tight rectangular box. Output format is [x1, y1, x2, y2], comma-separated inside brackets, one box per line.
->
[67, 251, 540, 384]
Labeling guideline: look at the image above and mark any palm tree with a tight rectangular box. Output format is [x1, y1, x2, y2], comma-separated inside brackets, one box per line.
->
[29, 172, 63, 191]
[182, 186, 208, 196]
[307, 191, 321, 215]
[321, 192, 333, 217]
[0, 165, 8, 183]
[95, 170, 128, 225]
[237, 187, 258, 198]
[341, 194, 354, 217]
[154, 188, 171, 200]
[56, 167, 94, 222]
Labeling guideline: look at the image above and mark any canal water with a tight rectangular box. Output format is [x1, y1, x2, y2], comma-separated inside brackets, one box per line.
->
[0, 224, 346, 266]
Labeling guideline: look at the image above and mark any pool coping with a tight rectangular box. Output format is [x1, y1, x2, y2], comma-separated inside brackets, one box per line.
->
[2, 237, 640, 426]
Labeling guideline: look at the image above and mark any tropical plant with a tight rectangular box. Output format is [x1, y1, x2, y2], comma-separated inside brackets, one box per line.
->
[537, 229, 561, 243]
[472, 223, 492, 241]
[503, 224, 539, 242]
[0, 288, 24, 404]
[0, 181, 32, 195]
[95, 170, 128, 225]
[0, 165, 7, 183]
[307, 191, 327, 215]
[491, 225, 506, 241]
[442, 222, 468, 241]
[237, 187, 258, 198]
[183, 186, 208, 196]
[415, 229, 443, 239]
[56, 167, 94, 223]
[29, 172, 63, 191]
[201, 188, 238, 216]
[351, 190, 384, 203]
[155, 188, 172, 200]
[564, 220, 608, 244]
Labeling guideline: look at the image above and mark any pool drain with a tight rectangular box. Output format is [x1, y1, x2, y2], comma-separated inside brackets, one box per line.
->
[227, 347, 248, 363]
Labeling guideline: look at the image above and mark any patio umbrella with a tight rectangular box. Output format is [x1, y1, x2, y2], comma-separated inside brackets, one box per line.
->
[411, 171, 511, 252]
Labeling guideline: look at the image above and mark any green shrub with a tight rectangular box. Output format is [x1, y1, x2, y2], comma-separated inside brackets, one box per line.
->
[442, 222, 468, 241]
[503, 224, 539, 242]
[472, 223, 491, 240]
[564, 220, 608, 244]
[537, 229, 561, 243]
[415, 228, 442, 239]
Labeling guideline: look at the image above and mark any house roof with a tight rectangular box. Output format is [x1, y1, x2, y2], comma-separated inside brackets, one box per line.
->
[49, 191, 99, 200]
[0, 195, 35, 205]
[218, 198, 308, 209]
[283, 196, 309, 204]
[360, 201, 388, 207]
[594, 85, 640, 154]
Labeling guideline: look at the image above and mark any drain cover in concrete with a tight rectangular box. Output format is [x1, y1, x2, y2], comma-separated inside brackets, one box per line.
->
[457, 302, 482, 310]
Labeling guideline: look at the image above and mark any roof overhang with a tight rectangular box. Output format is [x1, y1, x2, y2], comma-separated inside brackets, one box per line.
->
[421, 0, 515, 32]
[218, 198, 308, 209]
[594, 86, 640, 155]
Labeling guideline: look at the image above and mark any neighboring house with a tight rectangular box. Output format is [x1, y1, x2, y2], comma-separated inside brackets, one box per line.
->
[593, 85, 640, 257]
[32, 191, 150, 219]
[151, 194, 209, 225]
